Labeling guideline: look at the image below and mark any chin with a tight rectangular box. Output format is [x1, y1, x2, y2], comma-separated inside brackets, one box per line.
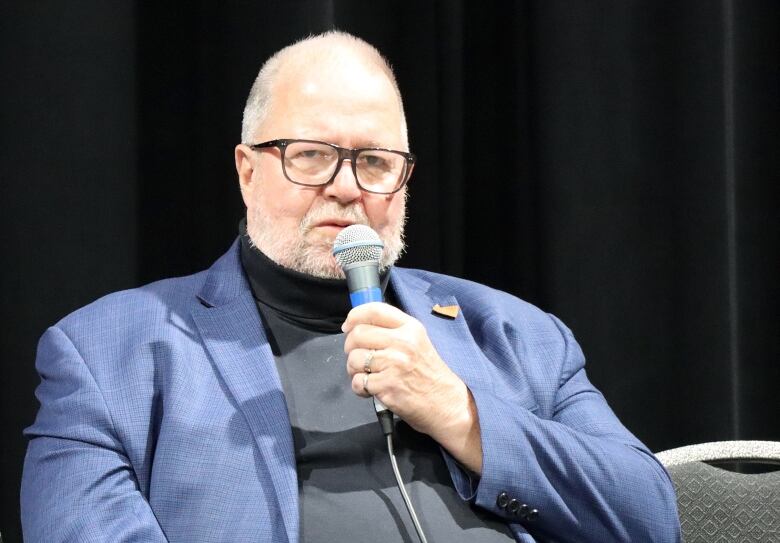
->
[310, 263, 346, 280]
[288, 242, 346, 280]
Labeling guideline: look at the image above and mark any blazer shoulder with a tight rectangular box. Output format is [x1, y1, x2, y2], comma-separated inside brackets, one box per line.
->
[54, 270, 208, 346]
[392, 266, 579, 366]
[394, 266, 551, 322]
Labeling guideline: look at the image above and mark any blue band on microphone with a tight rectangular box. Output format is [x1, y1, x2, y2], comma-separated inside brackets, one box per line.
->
[349, 287, 383, 307]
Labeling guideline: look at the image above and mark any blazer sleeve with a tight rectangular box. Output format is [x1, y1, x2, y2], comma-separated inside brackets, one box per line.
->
[444, 315, 680, 542]
[21, 325, 168, 543]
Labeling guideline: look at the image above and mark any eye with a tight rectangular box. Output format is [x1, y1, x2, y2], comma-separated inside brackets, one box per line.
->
[360, 153, 391, 169]
[292, 148, 332, 161]
[285, 141, 337, 162]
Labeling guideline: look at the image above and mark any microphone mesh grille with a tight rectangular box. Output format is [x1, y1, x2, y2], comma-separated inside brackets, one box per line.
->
[332, 224, 384, 268]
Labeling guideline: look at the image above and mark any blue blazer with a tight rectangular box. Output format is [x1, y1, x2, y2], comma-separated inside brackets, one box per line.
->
[22, 241, 680, 542]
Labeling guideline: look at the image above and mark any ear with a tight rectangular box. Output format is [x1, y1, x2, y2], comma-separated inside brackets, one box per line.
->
[234, 144, 255, 205]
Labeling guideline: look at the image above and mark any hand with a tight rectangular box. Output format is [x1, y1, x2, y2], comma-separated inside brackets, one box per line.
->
[343, 302, 483, 473]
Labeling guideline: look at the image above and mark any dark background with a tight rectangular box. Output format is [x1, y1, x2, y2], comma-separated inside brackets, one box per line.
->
[1, 1, 778, 541]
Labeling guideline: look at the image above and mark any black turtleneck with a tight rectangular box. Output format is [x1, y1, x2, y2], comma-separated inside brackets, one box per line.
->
[238, 221, 515, 543]
[240, 224, 391, 333]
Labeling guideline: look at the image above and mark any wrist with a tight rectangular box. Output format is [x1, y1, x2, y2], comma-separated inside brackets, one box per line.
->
[434, 382, 483, 474]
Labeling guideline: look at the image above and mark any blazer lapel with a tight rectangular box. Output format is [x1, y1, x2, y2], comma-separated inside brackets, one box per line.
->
[390, 269, 535, 407]
[191, 242, 298, 543]
[187, 246, 535, 543]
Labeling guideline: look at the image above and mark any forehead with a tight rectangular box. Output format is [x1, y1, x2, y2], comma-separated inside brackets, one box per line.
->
[260, 50, 404, 148]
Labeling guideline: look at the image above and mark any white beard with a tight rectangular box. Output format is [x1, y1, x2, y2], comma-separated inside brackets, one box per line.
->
[246, 194, 406, 279]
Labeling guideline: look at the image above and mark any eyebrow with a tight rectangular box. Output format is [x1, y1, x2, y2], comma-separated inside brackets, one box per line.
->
[361, 140, 388, 148]
[304, 136, 392, 149]
[338, 140, 391, 149]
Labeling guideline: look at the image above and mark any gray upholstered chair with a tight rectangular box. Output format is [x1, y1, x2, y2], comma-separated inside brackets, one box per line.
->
[655, 441, 780, 542]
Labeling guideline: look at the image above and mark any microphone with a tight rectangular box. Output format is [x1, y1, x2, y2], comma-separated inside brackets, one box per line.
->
[332, 224, 391, 418]
[334, 226, 428, 543]
[332, 224, 384, 306]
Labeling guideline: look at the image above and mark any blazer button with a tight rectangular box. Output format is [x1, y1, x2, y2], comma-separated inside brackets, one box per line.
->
[496, 491, 510, 509]
[507, 499, 520, 515]
[518, 504, 530, 519]
[527, 509, 539, 522]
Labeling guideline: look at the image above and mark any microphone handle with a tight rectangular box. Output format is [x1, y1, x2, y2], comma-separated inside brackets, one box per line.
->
[373, 397, 390, 414]
[344, 263, 390, 414]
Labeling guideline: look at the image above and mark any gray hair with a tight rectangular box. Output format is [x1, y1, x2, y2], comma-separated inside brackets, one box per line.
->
[240, 31, 408, 148]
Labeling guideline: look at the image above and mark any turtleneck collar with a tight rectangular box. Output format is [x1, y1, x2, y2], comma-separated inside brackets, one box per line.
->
[238, 219, 391, 332]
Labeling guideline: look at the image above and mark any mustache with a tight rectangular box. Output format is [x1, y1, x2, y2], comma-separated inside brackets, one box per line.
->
[299, 202, 370, 232]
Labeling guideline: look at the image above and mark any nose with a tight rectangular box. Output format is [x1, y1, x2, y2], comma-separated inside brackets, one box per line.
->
[322, 158, 362, 203]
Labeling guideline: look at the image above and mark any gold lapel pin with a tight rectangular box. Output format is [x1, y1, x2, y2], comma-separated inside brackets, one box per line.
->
[432, 303, 459, 319]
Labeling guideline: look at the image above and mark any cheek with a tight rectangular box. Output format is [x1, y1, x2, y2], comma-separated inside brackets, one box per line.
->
[254, 181, 317, 223]
[365, 193, 404, 232]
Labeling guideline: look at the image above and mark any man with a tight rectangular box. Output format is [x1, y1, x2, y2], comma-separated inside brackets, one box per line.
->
[22, 32, 680, 542]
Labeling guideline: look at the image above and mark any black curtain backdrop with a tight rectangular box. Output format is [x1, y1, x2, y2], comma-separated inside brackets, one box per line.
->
[1, 1, 778, 540]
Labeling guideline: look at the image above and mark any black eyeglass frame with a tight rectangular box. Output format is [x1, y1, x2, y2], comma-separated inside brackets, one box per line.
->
[248, 138, 415, 195]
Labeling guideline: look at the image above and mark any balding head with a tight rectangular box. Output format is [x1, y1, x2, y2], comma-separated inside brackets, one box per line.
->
[234, 31, 411, 279]
[241, 31, 408, 149]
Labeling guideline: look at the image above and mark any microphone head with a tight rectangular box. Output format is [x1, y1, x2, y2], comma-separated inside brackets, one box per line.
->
[332, 224, 384, 269]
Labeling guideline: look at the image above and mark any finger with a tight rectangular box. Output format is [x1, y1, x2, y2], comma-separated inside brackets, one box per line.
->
[351, 372, 371, 398]
[346, 348, 383, 377]
[343, 323, 398, 354]
[341, 302, 410, 333]
[350, 371, 389, 399]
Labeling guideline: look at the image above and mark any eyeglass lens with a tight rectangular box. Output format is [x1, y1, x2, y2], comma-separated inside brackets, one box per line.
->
[283, 141, 406, 192]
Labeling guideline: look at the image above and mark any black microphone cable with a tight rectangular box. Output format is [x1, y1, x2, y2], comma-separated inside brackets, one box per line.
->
[333, 225, 429, 543]
[377, 411, 429, 543]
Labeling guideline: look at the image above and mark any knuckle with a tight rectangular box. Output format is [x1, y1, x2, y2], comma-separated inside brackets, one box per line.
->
[350, 375, 362, 393]
[350, 324, 367, 341]
[346, 350, 358, 368]
[396, 335, 418, 356]
[408, 318, 424, 333]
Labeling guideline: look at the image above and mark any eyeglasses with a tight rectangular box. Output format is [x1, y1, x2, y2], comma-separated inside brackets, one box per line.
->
[249, 139, 415, 195]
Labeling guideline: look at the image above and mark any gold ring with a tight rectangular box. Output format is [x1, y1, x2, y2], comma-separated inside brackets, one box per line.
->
[362, 372, 370, 395]
[363, 349, 375, 374]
